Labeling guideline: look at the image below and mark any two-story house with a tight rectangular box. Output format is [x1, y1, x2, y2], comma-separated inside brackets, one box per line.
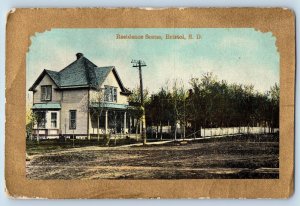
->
[29, 53, 140, 139]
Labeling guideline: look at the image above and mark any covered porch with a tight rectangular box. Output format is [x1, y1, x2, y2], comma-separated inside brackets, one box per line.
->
[88, 102, 142, 139]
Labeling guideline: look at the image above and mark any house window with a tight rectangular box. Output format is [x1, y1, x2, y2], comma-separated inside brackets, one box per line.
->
[69, 110, 76, 129]
[104, 86, 117, 102]
[41, 85, 52, 101]
[51, 112, 57, 128]
[36, 111, 46, 128]
[113, 88, 117, 102]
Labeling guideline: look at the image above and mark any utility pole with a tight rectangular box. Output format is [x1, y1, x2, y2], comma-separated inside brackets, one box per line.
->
[131, 60, 147, 145]
[183, 97, 186, 140]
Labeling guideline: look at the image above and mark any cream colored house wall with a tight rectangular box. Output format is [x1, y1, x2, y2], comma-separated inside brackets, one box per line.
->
[60, 89, 89, 135]
[33, 74, 61, 104]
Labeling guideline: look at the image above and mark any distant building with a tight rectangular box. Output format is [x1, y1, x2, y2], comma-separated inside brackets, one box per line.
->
[29, 53, 140, 139]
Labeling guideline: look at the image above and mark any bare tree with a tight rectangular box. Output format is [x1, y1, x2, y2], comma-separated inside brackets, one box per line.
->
[30, 111, 46, 144]
[129, 86, 149, 141]
[89, 88, 106, 141]
[26, 107, 33, 140]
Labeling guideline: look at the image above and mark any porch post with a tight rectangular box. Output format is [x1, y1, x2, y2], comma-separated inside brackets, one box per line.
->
[105, 110, 108, 134]
[124, 111, 127, 134]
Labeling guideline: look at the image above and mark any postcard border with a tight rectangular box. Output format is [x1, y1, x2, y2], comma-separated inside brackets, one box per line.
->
[5, 8, 295, 199]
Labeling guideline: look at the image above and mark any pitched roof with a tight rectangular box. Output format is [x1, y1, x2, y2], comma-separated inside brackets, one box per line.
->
[32, 103, 61, 109]
[29, 53, 131, 95]
[58, 55, 98, 87]
[45, 70, 60, 86]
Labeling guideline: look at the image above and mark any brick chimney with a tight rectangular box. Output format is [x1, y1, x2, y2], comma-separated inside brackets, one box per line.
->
[76, 53, 84, 59]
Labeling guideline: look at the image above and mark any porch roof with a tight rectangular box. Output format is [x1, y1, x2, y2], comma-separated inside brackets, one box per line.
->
[32, 103, 61, 110]
[90, 102, 136, 110]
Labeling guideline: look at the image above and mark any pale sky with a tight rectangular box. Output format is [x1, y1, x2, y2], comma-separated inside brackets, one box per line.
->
[26, 28, 279, 100]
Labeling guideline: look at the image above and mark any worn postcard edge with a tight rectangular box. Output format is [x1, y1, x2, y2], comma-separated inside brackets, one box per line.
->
[5, 8, 295, 199]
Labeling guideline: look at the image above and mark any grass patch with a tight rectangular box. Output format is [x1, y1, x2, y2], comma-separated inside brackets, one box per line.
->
[26, 138, 141, 155]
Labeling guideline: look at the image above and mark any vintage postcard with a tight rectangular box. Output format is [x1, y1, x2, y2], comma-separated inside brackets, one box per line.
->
[5, 8, 295, 198]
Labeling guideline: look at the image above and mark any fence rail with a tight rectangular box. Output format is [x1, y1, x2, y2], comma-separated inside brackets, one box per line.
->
[149, 126, 279, 140]
[198, 126, 278, 137]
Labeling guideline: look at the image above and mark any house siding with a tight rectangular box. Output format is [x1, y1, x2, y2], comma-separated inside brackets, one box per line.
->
[90, 70, 129, 105]
[60, 89, 89, 136]
[33, 74, 62, 104]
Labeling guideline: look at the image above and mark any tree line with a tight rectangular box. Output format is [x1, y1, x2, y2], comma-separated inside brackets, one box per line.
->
[130, 72, 279, 138]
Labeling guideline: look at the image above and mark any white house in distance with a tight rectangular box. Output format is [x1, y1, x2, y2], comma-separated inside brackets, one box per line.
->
[29, 53, 140, 139]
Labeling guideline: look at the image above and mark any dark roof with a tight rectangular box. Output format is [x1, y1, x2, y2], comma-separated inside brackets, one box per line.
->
[29, 53, 131, 95]
[45, 70, 60, 86]
[58, 55, 98, 88]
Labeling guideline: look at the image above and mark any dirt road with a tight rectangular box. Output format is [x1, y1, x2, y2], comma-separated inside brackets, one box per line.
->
[26, 134, 279, 179]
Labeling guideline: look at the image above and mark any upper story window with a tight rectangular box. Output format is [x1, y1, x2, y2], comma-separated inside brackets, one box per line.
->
[104, 86, 117, 102]
[41, 85, 52, 101]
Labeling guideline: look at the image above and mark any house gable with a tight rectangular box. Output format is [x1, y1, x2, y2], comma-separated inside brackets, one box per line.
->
[90, 69, 129, 105]
[32, 73, 62, 104]
[94, 66, 131, 95]
[29, 69, 60, 91]
[112, 68, 131, 95]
